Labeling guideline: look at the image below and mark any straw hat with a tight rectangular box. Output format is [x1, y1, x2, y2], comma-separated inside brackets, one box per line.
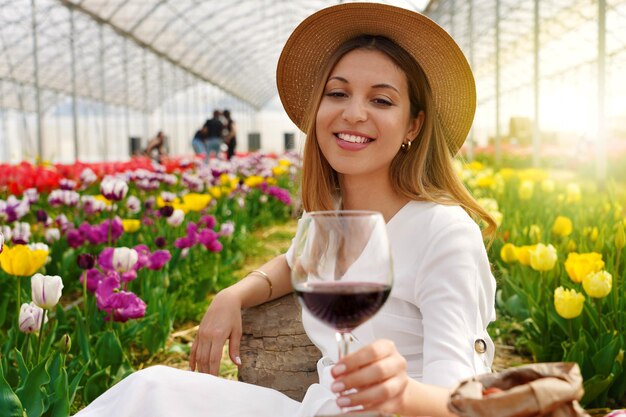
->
[276, 2, 476, 154]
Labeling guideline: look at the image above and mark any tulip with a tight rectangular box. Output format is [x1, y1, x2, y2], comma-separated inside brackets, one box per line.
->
[31, 273, 64, 310]
[112, 247, 138, 273]
[45, 228, 61, 243]
[122, 219, 141, 233]
[181, 193, 211, 212]
[100, 177, 129, 201]
[566, 183, 581, 203]
[77, 253, 96, 270]
[19, 302, 48, 333]
[528, 225, 542, 244]
[564, 252, 604, 283]
[530, 243, 557, 272]
[583, 270, 612, 298]
[515, 245, 535, 266]
[554, 287, 585, 319]
[500, 243, 517, 263]
[167, 209, 185, 227]
[126, 195, 142, 214]
[552, 216, 573, 237]
[541, 179, 555, 193]
[518, 180, 534, 200]
[0, 244, 48, 276]
[219, 221, 235, 237]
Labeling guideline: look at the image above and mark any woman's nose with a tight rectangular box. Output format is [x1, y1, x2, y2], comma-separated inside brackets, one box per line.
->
[342, 98, 367, 123]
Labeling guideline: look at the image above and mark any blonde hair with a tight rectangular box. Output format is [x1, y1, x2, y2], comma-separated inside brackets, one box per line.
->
[300, 35, 496, 240]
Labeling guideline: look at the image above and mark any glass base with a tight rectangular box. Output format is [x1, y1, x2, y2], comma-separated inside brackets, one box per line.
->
[315, 412, 395, 417]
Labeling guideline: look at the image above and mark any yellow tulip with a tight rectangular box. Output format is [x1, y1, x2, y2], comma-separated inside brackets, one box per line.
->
[528, 224, 542, 244]
[156, 196, 181, 208]
[208, 186, 223, 199]
[554, 287, 585, 319]
[244, 175, 264, 188]
[530, 243, 557, 271]
[515, 245, 536, 266]
[497, 168, 515, 180]
[541, 179, 555, 193]
[500, 243, 518, 263]
[278, 158, 292, 167]
[0, 245, 49, 276]
[518, 180, 534, 200]
[272, 165, 289, 176]
[94, 195, 113, 206]
[582, 270, 612, 298]
[122, 219, 141, 233]
[566, 240, 577, 253]
[476, 174, 496, 189]
[182, 193, 212, 211]
[564, 252, 604, 283]
[467, 161, 484, 171]
[552, 216, 573, 237]
[565, 183, 581, 203]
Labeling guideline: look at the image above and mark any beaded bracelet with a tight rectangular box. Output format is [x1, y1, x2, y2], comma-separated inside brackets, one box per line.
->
[249, 269, 272, 300]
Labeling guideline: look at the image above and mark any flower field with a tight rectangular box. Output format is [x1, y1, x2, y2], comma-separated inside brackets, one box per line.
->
[0, 152, 625, 415]
[0, 154, 299, 416]
[459, 159, 626, 408]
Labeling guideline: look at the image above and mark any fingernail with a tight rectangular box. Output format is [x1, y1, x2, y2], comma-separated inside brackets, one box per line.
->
[331, 381, 345, 393]
[333, 364, 346, 376]
[235, 356, 242, 365]
[337, 397, 351, 407]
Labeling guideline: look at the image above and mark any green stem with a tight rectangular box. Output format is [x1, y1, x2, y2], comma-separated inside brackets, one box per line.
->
[16, 277, 21, 326]
[82, 270, 88, 320]
[35, 310, 47, 364]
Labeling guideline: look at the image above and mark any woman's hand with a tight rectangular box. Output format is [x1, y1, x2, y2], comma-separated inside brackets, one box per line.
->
[189, 289, 243, 375]
[330, 339, 410, 413]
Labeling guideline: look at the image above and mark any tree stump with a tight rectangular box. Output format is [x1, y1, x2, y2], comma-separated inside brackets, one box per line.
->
[239, 293, 322, 401]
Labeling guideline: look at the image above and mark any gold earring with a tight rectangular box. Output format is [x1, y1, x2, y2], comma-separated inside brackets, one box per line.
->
[401, 140, 412, 151]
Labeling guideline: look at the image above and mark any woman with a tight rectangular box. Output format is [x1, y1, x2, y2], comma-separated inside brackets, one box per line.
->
[76, 3, 496, 417]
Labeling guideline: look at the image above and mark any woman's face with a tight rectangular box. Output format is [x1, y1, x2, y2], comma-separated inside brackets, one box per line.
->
[315, 48, 422, 180]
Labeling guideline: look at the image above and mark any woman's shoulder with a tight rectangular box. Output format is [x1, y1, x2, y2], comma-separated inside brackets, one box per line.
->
[401, 200, 476, 228]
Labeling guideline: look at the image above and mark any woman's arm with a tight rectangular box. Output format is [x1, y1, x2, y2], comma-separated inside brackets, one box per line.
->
[189, 254, 293, 375]
[330, 340, 457, 417]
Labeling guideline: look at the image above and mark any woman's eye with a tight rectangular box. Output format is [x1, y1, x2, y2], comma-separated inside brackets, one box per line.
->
[325, 91, 347, 98]
[373, 98, 393, 106]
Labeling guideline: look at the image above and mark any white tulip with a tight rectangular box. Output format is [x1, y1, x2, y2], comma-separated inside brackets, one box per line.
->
[31, 273, 64, 310]
[113, 247, 139, 272]
[19, 302, 48, 333]
[166, 209, 185, 227]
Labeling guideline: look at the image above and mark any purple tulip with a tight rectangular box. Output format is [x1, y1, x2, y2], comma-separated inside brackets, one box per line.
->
[133, 245, 151, 270]
[174, 235, 196, 249]
[159, 205, 174, 218]
[108, 291, 147, 322]
[36, 209, 48, 223]
[98, 247, 115, 271]
[155, 236, 167, 248]
[77, 253, 95, 270]
[95, 274, 121, 310]
[81, 268, 104, 293]
[199, 215, 216, 229]
[198, 229, 218, 247]
[147, 250, 171, 270]
[206, 239, 223, 253]
[67, 229, 85, 248]
[120, 270, 138, 283]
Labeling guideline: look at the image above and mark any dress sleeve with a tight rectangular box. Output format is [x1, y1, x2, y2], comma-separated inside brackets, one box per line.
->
[414, 219, 496, 388]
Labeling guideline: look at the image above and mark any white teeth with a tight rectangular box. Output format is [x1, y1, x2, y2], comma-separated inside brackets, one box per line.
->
[337, 133, 371, 143]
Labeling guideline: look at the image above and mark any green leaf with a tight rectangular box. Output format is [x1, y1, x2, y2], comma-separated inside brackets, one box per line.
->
[68, 361, 89, 406]
[0, 359, 24, 417]
[83, 368, 109, 404]
[582, 373, 614, 406]
[15, 359, 50, 417]
[49, 366, 68, 417]
[0, 295, 10, 329]
[591, 336, 621, 376]
[74, 311, 91, 364]
[95, 331, 123, 372]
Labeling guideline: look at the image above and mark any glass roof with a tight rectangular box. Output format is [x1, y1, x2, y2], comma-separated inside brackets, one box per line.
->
[0, 0, 428, 113]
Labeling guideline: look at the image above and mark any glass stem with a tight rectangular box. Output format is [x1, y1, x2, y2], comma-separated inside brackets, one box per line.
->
[336, 332, 351, 360]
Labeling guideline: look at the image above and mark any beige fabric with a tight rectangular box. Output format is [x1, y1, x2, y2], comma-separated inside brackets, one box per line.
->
[449, 362, 590, 417]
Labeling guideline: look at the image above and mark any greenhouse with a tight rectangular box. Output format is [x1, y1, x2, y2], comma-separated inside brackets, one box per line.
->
[1, 0, 626, 416]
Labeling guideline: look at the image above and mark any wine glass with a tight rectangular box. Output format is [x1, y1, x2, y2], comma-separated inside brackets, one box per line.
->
[291, 210, 393, 361]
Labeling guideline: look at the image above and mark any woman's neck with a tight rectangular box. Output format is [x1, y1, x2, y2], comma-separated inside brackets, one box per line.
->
[340, 174, 409, 223]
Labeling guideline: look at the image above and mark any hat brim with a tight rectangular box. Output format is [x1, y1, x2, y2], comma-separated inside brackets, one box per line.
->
[276, 2, 475, 154]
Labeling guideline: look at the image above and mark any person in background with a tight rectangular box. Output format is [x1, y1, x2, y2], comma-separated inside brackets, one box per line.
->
[222, 109, 237, 160]
[191, 125, 209, 159]
[203, 110, 224, 163]
[144, 131, 167, 163]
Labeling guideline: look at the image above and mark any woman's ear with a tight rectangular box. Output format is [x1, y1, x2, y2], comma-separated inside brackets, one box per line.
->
[407, 111, 425, 140]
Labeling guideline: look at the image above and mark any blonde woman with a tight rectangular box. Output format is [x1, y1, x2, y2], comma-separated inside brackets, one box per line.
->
[76, 3, 496, 417]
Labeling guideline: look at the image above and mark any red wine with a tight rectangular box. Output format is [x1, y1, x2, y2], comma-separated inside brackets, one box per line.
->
[295, 282, 391, 332]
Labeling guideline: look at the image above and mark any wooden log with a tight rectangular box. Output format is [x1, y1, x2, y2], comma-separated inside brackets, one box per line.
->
[239, 293, 322, 401]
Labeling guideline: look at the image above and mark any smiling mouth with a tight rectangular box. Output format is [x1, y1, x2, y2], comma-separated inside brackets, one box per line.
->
[335, 133, 374, 144]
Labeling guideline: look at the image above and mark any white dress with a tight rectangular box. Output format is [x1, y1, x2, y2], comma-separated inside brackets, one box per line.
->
[74, 201, 496, 417]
